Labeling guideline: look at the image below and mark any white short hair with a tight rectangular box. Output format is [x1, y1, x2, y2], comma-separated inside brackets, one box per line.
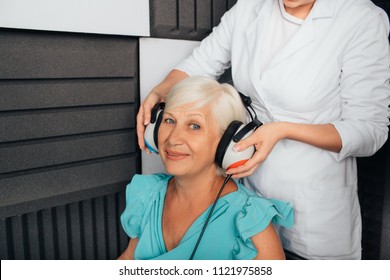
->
[165, 76, 246, 136]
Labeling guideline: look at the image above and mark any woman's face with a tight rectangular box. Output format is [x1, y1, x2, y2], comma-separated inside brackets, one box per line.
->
[158, 104, 221, 178]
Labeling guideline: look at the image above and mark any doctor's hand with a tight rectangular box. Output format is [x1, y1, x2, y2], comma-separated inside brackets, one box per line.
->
[225, 121, 343, 178]
[226, 122, 288, 178]
[136, 69, 189, 151]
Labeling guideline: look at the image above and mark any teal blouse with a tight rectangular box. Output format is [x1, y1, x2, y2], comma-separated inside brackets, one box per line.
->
[121, 174, 293, 260]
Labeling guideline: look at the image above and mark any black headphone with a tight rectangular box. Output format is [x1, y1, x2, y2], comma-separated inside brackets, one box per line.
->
[144, 92, 262, 170]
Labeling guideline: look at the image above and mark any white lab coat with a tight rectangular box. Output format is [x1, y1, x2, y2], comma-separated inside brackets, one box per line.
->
[176, 0, 390, 259]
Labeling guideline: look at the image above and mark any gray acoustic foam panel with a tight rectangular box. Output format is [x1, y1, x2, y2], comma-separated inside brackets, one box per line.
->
[150, 0, 238, 41]
[0, 28, 139, 258]
[0, 191, 128, 260]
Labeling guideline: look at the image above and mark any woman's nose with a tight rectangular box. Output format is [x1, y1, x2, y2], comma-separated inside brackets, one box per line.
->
[167, 125, 185, 145]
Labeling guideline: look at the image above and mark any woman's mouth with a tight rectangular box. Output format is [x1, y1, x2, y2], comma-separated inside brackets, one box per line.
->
[165, 150, 190, 160]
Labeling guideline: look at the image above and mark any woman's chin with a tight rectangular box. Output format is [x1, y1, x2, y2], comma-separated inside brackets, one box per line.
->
[164, 166, 187, 177]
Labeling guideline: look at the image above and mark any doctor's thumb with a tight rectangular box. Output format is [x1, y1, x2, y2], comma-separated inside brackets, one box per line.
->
[233, 140, 251, 152]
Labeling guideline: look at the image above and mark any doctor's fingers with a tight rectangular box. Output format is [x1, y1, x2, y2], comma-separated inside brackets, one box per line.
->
[226, 148, 267, 175]
[228, 161, 261, 178]
[139, 92, 161, 126]
[234, 122, 288, 153]
[233, 126, 269, 152]
[136, 106, 148, 151]
[230, 144, 271, 174]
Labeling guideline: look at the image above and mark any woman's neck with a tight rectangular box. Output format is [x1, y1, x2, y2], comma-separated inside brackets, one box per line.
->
[284, 1, 315, 19]
[170, 173, 222, 203]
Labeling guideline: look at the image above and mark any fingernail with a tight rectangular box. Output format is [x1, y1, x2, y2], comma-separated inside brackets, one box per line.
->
[233, 145, 242, 152]
[144, 121, 149, 126]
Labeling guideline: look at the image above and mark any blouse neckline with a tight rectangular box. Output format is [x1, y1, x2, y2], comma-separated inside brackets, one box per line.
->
[157, 175, 242, 253]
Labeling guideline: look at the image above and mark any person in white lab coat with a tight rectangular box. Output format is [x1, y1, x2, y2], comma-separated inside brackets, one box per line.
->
[136, 0, 390, 259]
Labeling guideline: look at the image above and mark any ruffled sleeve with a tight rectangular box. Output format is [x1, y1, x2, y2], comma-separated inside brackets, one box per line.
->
[233, 196, 293, 260]
[120, 174, 166, 239]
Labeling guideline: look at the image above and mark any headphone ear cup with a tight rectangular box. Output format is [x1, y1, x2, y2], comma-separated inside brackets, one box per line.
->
[215, 121, 243, 168]
[144, 103, 164, 154]
[216, 121, 256, 170]
[144, 121, 159, 153]
[222, 129, 255, 170]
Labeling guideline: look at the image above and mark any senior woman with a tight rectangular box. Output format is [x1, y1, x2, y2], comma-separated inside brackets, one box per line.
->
[118, 77, 293, 260]
[137, 0, 390, 259]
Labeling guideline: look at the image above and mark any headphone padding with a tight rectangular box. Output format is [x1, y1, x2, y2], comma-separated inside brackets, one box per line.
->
[153, 109, 164, 149]
[215, 120, 243, 168]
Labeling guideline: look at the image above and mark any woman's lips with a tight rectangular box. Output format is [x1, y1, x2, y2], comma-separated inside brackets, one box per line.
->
[165, 150, 189, 160]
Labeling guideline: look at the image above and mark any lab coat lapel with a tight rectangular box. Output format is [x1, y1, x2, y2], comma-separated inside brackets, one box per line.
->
[245, 0, 273, 86]
[245, 0, 273, 52]
[267, 0, 335, 70]
[267, 18, 316, 69]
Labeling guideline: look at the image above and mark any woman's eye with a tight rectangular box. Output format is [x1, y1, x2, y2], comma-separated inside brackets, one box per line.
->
[189, 123, 201, 130]
[164, 118, 175, 125]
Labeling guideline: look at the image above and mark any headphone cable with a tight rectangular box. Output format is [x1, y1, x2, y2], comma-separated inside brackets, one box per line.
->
[189, 174, 233, 260]
[238, 92, 258, 121]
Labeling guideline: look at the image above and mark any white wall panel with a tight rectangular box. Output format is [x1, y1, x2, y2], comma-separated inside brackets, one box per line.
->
[140, 37, 200, 174]
[0, 0, 149, 36]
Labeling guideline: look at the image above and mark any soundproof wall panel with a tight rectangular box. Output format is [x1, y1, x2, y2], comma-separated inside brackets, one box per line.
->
[0, 191, 128, 260]
[0, 28, 138, 259]
[150, 0, 238, 41]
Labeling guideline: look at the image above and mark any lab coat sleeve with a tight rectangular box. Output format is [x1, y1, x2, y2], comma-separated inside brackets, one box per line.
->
[174, 1, 238, 79]
[331, 8, 390, 160]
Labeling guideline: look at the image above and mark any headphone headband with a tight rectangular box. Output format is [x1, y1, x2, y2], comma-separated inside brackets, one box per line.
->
[150, 102, 165, 124]
[232, 118, 262, 142]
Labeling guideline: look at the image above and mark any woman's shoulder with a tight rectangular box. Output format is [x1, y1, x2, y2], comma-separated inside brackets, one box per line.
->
[226, 181, 293, 260]
[130, 173, 171, 187]
[232, 181, 294, 229]
[120, 173, 171, 239]
[126, 173, 171, 199]
[230, 180, 262, 204]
